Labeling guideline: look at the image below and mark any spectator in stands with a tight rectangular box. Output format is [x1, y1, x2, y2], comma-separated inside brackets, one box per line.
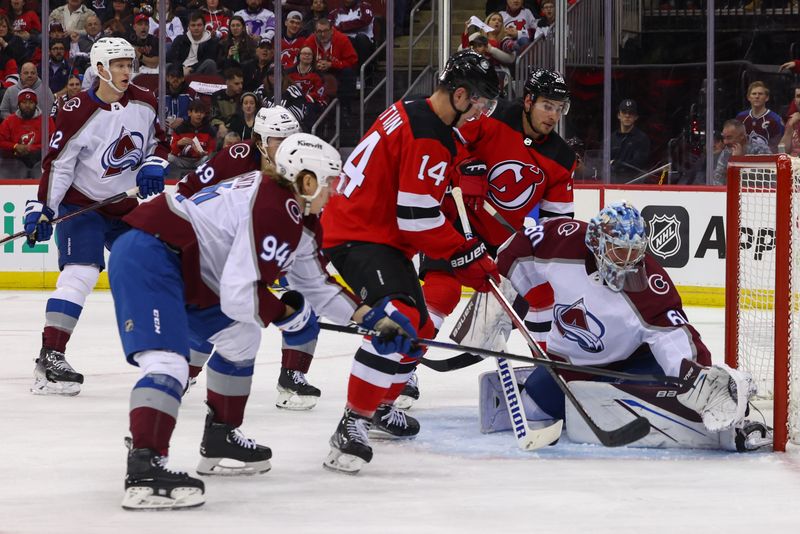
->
[284, 0, 313, 16]
[168, 98, 216, 177]
[235, 0, 274, 43]
[304, 17, 357, 112]
[735, 81, 784, 152]
[1, 61, 53, 118]
[40, 41, 71, 97]
[200, 0, 231, 40]
[224, 91, 257, 141]
[303, 0, 328, 36]
[288, 45, 327, 105]
[258, 67, 317, 130]
[461, 14, 514, 94]
[501, 0, 537, 51]
[0, 89, 54, 179]
[51, 0, 96, 37]
[8, 0, 40, 64]
[222, 130, 241, 148]
[610, 99, 650, 183]
[51, 74, 82, 118]
[218, 15, 255, 70]
[243, 37, 273, 92]
[102, 16, 128, 38]
[533, 0, 555, 39]
[0, 13, 25, 66]
[162, 64, 196, 133]
[779, 88, 800, 156]
[149, 0, 184, 53]
[168, 10, 219, 76]
[102, 0, 133, 33]
[128, 14, 159, 72]
[88, 0, 112, 21]
[210, 65, 243, 139]
[329, 0, 374, 68]
[713, 118, 771, 185]
[281, 10, 307, 69]
[74, 14, 103, 56]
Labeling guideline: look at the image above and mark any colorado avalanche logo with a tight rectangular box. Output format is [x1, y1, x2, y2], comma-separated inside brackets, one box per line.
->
[553, 298, 605, 353]
[487, 160, 544, 210]
[101, 126, 145, 178]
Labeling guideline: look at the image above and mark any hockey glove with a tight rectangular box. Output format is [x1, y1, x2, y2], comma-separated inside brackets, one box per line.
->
[450, 238, 500, 293]
[275, 290, 320, 347]
[360, 298, 422, 357]
[23, 200, 55, 246]
[676, 360, 757, 432]
[136, 156, 169, 199]
[457, 159, 489, 212]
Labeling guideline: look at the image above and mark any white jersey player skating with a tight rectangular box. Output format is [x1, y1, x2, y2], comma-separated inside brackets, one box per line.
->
[111, 133, 418, 509]
[476, 201, 770, 452]
[23, 37, 169, 396]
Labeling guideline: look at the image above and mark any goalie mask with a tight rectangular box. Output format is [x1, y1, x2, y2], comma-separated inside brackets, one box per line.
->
[253, 106, 301, 162]
[90, 37, 136, 93]
[585, 201, 648, 292]
[275, 133, 342, 214]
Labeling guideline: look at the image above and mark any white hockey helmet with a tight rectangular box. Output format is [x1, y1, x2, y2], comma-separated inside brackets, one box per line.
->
[254, 105, 301, 140]
[90, 37, 135, 92]
[275, 133, 342, 207]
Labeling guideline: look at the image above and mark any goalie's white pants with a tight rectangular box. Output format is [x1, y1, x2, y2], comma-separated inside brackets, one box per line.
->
[479, 369, 742, 451]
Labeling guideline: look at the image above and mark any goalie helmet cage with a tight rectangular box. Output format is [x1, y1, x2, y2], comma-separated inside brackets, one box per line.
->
[725, 154, 800, 452]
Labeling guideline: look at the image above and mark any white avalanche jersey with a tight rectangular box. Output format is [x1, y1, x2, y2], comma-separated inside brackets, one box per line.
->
[39, 84, 170, 217]
[496, 219, 712, 376]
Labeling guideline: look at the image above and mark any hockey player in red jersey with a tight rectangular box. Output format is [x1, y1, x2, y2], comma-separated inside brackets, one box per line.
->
[108, 133, 419, 509]
[408, 68, 577, 408]
[23, 38, 170, 396]
[320, 49, 502, 474]
[477, 201, 770, 452]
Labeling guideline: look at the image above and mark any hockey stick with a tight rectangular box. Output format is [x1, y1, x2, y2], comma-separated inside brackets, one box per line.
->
[0, 187, 140, 246]
[482, 201, 516, 234]
[452, 187, 652, 448]
[421, 352, 484, 371]
[318, 322, 687, 385]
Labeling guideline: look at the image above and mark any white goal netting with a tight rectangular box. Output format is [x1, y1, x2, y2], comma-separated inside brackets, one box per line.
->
[732, 156, 800, 448]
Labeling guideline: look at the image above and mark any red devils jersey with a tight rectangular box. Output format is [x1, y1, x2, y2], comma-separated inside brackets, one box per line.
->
[454, 99, 576, 247]
[322, 98, 465, 260]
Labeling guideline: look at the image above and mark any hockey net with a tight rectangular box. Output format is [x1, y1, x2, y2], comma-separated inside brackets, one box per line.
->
[725, 154, 800, 451]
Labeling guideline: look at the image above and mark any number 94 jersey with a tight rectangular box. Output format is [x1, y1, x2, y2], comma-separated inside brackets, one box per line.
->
[322, 98, 465, 261]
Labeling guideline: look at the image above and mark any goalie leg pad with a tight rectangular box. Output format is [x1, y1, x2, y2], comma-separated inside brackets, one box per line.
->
[479, 366, 553, 433]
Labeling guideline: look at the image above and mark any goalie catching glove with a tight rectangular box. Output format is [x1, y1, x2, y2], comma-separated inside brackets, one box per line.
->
[359, 298, 422, 357]
[676, 360, 756, 432]
[450, 238, 500, 293]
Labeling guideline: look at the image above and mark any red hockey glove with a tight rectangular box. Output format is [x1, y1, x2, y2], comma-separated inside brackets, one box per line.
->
[457, 159, 489, 212]
[449, 238, 500, 293]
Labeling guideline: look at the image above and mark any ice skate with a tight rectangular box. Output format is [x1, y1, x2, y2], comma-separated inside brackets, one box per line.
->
[323, 409, 373, 474]
[369, 403, 420, 440]
[394, 371, 420, 410]
[30, 348, 83, 396]
[197, 408, 272, 476]
[275, 367, 321, 410]
[122, 438, 205, 510]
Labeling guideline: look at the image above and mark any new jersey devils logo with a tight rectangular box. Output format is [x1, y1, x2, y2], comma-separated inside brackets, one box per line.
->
[553, 298, 605, 353]
[487, 160, 545, 210]
[102, 126, 145, 178]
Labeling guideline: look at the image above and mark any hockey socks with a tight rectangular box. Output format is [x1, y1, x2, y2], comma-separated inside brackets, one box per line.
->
[129, 373, 184, 455]
[205, 352, 254, 428]
[42, 298, 83, 354]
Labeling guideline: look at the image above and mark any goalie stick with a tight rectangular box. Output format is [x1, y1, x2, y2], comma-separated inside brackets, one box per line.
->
[0, 187, 140, 246]
[451, 187, 652, 448]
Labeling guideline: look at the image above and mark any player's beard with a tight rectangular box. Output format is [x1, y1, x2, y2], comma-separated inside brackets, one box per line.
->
[19, 107, 36, 120]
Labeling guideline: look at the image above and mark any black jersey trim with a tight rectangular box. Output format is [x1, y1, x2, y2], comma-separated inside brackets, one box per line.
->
[402, 99, 457, 157]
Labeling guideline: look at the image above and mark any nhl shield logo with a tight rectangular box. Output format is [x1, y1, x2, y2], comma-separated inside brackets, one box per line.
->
[648, 214, 681, 259]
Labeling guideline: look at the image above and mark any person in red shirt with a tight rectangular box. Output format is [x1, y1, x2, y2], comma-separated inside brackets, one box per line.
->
[287, 45, 328, 105]
[303, 17, 357, 111]
[280, 10, 307, 69]
[168, 98, 216, 177]
[0, 88, 53, 178]
[320, 50, 501, 475]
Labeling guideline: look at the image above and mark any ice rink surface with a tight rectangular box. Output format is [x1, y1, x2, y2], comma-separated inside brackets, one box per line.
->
[2, 290, 800, 534]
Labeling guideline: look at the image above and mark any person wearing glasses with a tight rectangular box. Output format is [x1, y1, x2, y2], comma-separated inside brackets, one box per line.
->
[418, 67, 577, 390]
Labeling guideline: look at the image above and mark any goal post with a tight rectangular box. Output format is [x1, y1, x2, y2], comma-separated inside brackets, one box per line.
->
[725, 154, 799, 452]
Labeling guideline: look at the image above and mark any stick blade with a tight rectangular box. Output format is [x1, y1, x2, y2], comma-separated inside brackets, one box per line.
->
[596, 416, 652, 447]
[518, 419, 563, 451]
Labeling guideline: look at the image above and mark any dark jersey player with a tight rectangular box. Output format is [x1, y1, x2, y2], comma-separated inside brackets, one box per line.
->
[320, 49, 502, 474]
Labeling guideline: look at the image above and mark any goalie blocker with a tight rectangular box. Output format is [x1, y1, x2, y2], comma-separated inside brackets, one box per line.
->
[479, 367, 772, 452]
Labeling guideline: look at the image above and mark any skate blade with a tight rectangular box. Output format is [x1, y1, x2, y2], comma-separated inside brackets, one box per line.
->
[368, 428, 418, 441]
[393, 394, 415, 411]
[30, 378, 81, 397]
[275, 389, 319, 411]
[121, 486, 204, 510]
[322, 449, 366, 475]
[197, 457, 271, 476]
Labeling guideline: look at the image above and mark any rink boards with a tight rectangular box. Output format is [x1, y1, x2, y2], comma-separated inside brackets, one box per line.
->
[0, 182, 730, 306]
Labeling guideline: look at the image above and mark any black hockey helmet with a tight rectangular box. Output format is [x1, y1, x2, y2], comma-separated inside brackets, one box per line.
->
[439, 49, 500, 100]
[524, 67, 570, 105]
